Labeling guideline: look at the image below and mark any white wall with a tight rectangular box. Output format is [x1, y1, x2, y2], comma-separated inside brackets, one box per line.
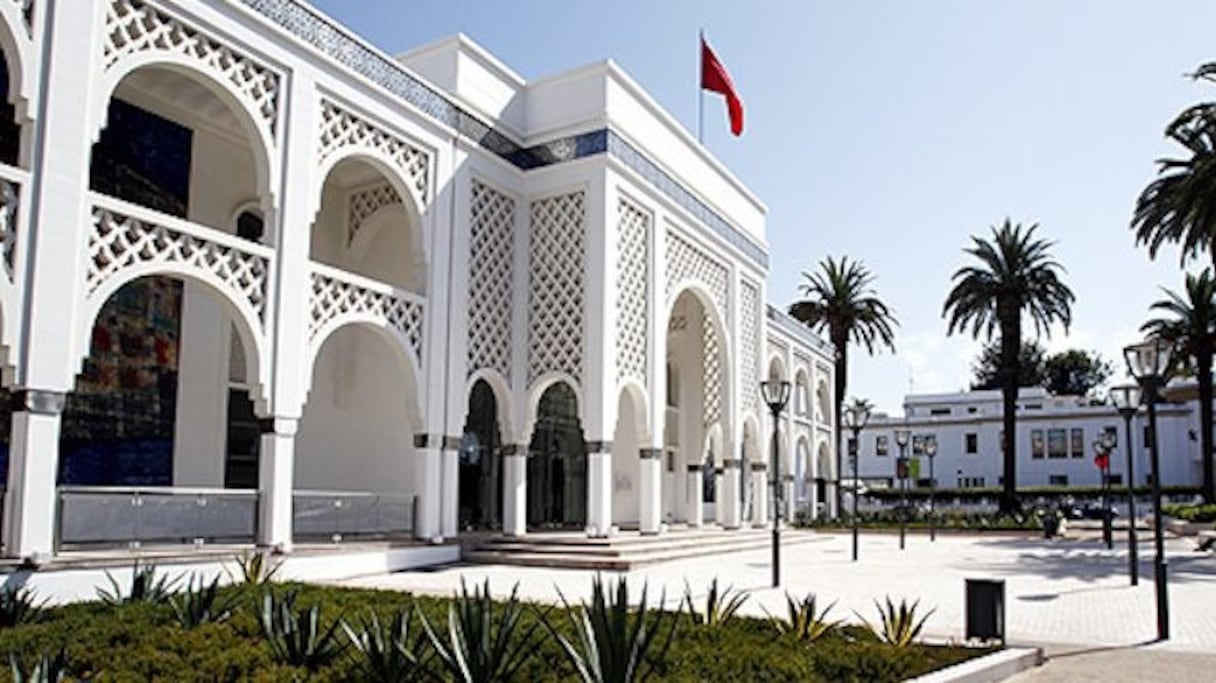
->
[611, 390, 640, 526]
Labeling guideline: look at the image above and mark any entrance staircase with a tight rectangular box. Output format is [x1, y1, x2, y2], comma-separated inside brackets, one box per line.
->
[464, 527, 828, 571]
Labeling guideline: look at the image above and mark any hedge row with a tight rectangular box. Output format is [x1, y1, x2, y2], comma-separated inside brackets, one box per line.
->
[862, 485, 1201, 502]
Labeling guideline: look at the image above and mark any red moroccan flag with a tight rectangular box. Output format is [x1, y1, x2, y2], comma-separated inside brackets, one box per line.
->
[1094, 452, 1110, 471]
[701, 37, 744, 136]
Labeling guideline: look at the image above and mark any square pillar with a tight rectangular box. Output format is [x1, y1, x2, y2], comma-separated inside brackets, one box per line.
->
[783, 475, 797, 522]
[414, 435, 443, 540]
[586, 442, 612, 537]
[638, 448, 662, 534]
[751, 462, 768, 529]
[502, 445, 527, 536]
[440, 439, 459, 538]
[258, 417, 297, 552]
[686, 464, 704, 527]
[4, 391, 66, 560]
[721, 459, 742, 529]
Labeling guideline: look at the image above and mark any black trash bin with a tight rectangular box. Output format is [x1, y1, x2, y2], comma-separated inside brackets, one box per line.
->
[965, 578, 1005, 643]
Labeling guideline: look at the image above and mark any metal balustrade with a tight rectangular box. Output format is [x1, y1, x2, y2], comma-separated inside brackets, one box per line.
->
[293, 491, 415, 542]
[56, 486, 259, 549]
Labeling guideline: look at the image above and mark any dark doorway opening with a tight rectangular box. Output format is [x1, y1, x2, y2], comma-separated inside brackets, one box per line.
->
[460, 379, 501, 530]
[527, 383, 586, 529]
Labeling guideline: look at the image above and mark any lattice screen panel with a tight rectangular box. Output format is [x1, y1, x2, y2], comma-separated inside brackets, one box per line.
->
[740, 279, 761, 416]
[468, 180, 515, 381]
[103, 0, 280, 134]
[318, 100, 429, 205]
[664, 229, 727, 316]
[615, 198, 648, 385]
[0, 177, 18, 281]
[528, 191, 585, 386]
[702, 314, 722, 428]
[347, 181, 401, 245]
[309, 271, 424, 363]
[89, 204, 269, 324]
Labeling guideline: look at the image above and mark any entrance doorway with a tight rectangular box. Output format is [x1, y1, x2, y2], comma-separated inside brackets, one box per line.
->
[527, 382, 586, 528]
[460, 379, 501, 529]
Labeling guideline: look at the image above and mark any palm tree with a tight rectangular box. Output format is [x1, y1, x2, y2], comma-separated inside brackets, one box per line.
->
[1132, 62, 1216, 266]
[942, 220, 1074, 513]
[1142, 268, 1216, 503]
[789, 257, 897, 516]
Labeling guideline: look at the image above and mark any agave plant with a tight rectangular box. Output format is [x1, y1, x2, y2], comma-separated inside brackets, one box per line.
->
[683, 578, 747, 628]
[858, 597, 936, 648]
[420, 579, 544, 683]
[258, 589, 348, 670]
[228, 551, 283, 587]
[0, 585, 46, 628]
[170, 574, 237, 629]
[763, 592, 840, 643]
[96, 562, 179, 606]
[9, 649, 69, 683]
[545, 575, 678, 683]
[343, 608, 430, 683]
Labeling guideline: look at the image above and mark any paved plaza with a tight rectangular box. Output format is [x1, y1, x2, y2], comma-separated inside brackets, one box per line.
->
[334, 529, 1216, 678]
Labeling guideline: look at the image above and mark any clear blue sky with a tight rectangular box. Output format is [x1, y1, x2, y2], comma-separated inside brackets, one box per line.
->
[313, 0, 1214, 414]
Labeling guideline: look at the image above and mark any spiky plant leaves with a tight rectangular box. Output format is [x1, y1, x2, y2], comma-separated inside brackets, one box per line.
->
[420, 579, 544, 683]
[9, 648, 69, 683]
[683, 578, 748, 628]
[170, 574, 236, 629]
[257, 589, 348, 670]
[0, 585, 46, 628]
[343, 607, 431, 683]
[763, 592, 840, 643]
[228, 551, 283, 587]
[856, 597, 936, 648]
[96, 562, 179, 606]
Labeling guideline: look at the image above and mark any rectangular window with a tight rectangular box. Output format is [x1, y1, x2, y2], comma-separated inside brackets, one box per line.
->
[847, 437, 858, 457]
[1143, 425, 1151, 447]
[930, 408, 950, 416]
[965, 433, 978, 454]
[876, 435, 889, 456]
[1048, 428, 1068, 459]
[967, 406, 978, 414]
[1031, 429, 1045, 459]
[1109, 474, 1123, 486]
[1070, 428, 1084, 459]
[1049, 474, 1069, 486]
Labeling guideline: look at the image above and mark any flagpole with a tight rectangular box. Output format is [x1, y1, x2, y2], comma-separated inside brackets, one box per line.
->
[698, 29, 705, 144]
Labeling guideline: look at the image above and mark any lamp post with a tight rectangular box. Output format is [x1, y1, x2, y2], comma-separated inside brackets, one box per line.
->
[925, 435, 938, 541]
[1111, 384, 1142, 586]
[1092, 434, 1114, 550]
[895, 427, 911, 550]
[1124, 337, 1173, 641]
[843, 399, 873, 562]
[761, 379, 792, 588]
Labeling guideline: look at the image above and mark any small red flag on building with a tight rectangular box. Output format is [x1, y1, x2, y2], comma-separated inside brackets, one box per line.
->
[1094, 452, 1110, 471]
[700, 36, 744, 136]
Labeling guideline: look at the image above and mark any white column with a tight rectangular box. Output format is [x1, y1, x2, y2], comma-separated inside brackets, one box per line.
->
[4, 392, 65, 559]
[257, 417, 296, 551]
[586, 443, 612, 536]
[686, 464, 704, 527]
[414, 438, 443, 540]
[638, 448, 662, 534]
[502, 446, 527, 536]
[721, 458, 742, 529]
[440, 442, 458, 537]
[173, 284, 229, 487]
[752, 463, 768, 528]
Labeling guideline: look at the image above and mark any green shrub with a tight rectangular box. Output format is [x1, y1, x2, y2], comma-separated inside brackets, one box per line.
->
[8, 648, 68, 683]
[343, 608, 430, 683]
[0, 586, 45, 629]
[96, 562, 179, 606]
[420, 579, 544, 683]
[683, 578, 748, 628]
[1162, 503, 1216, 523]
[763, 592, 839, 643]
[858, 597, 935, 648]
[170, 574, 236, 629]
[257, 588, 348, 670]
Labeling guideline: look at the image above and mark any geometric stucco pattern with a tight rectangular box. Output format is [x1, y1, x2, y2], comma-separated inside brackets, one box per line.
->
[702, 313, 722, 428]
[309, 269, 424, 364]
[739, 278, 760, 417]
[664, 228, 727, 318]
[103, 0, 281, 135]
[347, 181, 401, 245]
[468, 179, 515, 382]
[318, 100, 430, 205]
[0, 175, 18, 280]
[615, 198, 648, 387]
[528, 191, 585, 386]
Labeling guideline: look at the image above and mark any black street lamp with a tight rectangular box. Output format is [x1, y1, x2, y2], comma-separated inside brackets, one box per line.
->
[1124, 337, 1174, 641]
[761, 379, 792, 588]
[1092, 434, 1115, 550]
[1111, 383, 1142, 586]
[843, 399, 873, 562]
[894, 427, 911, 550]
[925, 435, 938, 541]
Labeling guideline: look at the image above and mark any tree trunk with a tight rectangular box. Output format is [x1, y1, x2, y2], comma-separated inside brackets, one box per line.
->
[1199, 347, 1214, 503]
[998, 310, 1021, 515]
[833, 334, 848, 518]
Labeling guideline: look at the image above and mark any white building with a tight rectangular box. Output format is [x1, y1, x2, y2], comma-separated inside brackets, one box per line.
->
[0, 0, 836, 563]
[851, 387, 1200, 491]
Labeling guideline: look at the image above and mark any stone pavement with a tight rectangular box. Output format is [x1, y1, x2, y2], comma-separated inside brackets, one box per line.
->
[333, 530, 1216, 674]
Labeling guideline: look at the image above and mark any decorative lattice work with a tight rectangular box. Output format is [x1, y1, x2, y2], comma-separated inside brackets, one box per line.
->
[664, 229, 727, 315]
[615, 199, 648, 385]
[103, 0, 280, 134]
[468, 180, 515, 381]
[347, 181, 401, 245]
[528, 191, 585, 385]
[319, 100, 429, 205]
[89, 202, 269, 323]
[309, 270, 424, 362]
[739, 280, 761, 416]
[702, 314, 722, 428]
[0, 176, 18, 280]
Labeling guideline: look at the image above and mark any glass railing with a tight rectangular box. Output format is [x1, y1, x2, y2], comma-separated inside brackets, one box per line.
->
[57, 486, 259, 549]
[293, 491, 414, 542]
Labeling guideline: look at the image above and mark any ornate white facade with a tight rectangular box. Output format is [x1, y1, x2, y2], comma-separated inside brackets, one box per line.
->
[0, 0, 834, 561]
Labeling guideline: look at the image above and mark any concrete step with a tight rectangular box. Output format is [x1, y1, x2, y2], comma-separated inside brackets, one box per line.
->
[476, 531, 781, 557]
